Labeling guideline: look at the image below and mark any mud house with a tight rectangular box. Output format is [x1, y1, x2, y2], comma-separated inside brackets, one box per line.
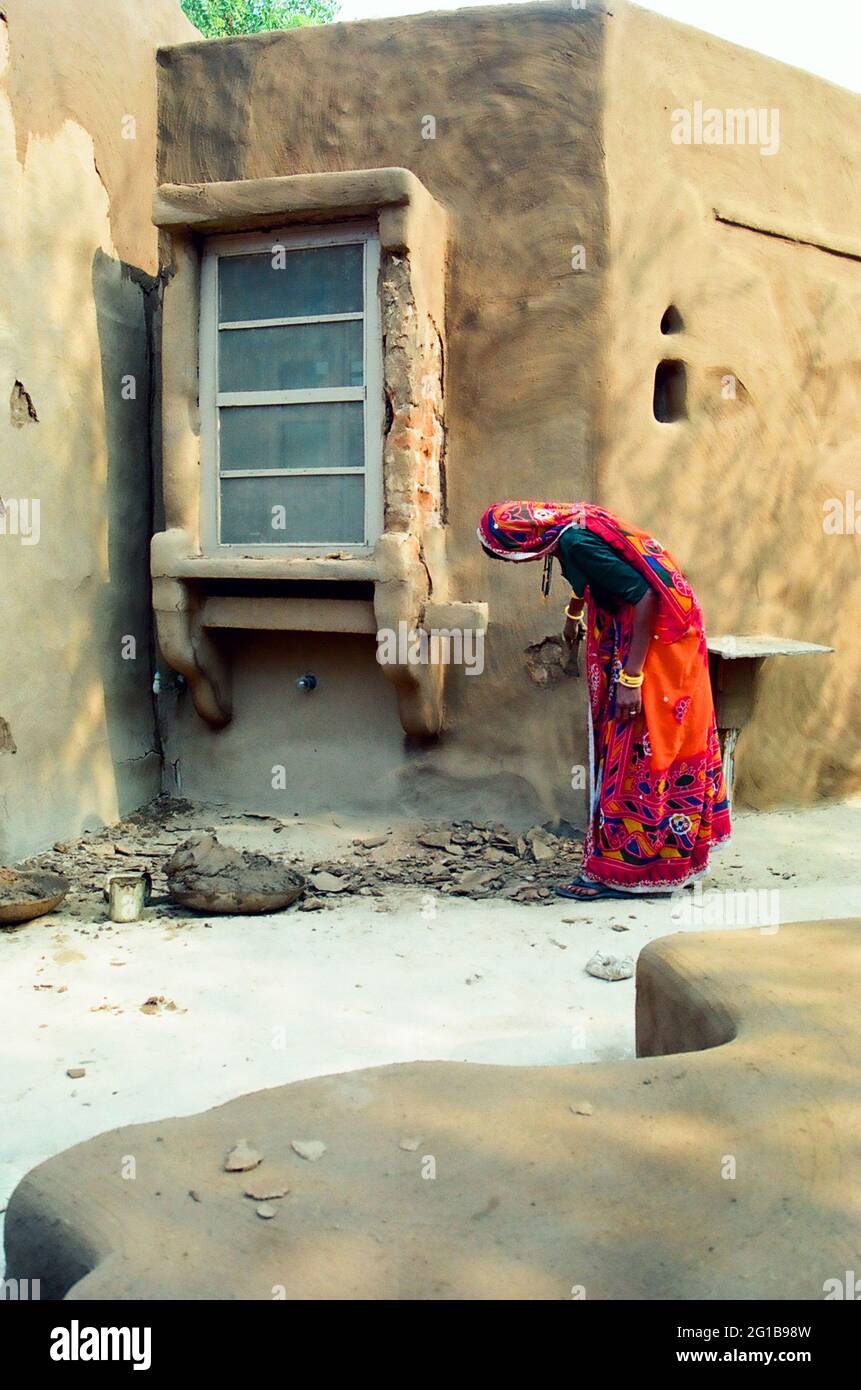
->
[2, 0, 859, 862]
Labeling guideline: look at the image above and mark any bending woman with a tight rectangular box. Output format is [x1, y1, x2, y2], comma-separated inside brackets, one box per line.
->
[477, 501, 731, 900]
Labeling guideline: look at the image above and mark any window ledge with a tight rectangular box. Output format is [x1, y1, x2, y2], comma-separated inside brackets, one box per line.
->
[151, 533, 378, 585]
[154, 168, 444, 254]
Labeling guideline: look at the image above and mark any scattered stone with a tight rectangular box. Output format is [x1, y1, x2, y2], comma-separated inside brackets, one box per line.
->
[188, 1189, 202, 1203]
[452, 867, 499, 894]
[19, 808, 584, 918]
[224, 1140, 263, 1173]
[66, 1067, 86, 1079]
[309, 871, 349, 895]
[139, 995, 184, 1015]
[256, 1202, 278, 1219]
[571, 1101, 594, 1116]
[482, 848, 509, 864]
[585, 952, 634, 981]
[291, 1139, 326, 1162]
[88, 843, 117, 858]
[526, 827, 559, 862]
[399, 1136, 422, 1152]
[416, 830, 452, 852]
[244, 1174, 291, 1201]
[611, 924, 630, 932]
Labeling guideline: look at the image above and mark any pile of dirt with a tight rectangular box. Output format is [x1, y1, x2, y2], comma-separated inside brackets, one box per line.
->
[15, 799, 583, 915]
[13, 798, 220, 919]
[301, 821, 583, 908]
[0, 867, 48, 904]
[165, 833, 305, 914]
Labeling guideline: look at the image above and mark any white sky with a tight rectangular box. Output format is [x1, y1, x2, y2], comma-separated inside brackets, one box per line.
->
[334, 0, 861, 94]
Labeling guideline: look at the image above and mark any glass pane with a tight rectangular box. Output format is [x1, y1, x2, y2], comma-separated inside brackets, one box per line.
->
[220, 474, 365, 545]
[219, 321, 364, 392]
[218, 244, 364, 322]
[220, 402, 364, 472]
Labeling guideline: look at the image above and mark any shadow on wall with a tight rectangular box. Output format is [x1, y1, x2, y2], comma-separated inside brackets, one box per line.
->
[90, 248, 161, 811]
[0, 239, 160, 862]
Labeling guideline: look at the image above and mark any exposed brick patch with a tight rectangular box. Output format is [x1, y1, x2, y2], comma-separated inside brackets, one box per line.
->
[381, 254, 444, 535]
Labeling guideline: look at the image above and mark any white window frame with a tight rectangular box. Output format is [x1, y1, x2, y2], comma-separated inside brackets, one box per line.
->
[199, 220, 384, 556]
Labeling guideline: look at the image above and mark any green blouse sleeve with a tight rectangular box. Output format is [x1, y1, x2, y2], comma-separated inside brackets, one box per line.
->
[557, 528, 650, 606]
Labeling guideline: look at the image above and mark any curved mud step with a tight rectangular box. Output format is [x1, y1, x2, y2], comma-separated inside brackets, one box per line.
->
[5, 921, 859, 1300]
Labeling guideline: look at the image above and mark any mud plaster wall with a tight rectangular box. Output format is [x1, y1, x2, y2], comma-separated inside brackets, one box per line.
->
[0, 0, 196, 862]
[156, 5, 606, 825]
[600, 3, 861, 807]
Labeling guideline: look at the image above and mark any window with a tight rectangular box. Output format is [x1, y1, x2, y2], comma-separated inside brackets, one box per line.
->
[200, 223, 383, 552]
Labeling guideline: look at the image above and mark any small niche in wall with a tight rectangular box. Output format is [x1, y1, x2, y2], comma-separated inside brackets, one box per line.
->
[653, 360, 687, 422]
[660, 304, 684, 335]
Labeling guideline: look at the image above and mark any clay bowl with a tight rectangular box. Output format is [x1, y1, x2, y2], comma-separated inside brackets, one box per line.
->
[0, 872, 70, 926]
[168, 871, 306, 916]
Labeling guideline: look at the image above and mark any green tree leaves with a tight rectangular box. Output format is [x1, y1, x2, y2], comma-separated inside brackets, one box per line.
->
[181, 0, 339, 38]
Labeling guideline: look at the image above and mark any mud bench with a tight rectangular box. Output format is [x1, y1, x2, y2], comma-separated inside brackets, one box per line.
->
[707, 634, 833, 805]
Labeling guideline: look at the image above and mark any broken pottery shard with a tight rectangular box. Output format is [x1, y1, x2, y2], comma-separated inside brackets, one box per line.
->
[571, 1101, 594, 1116]
[309, 871, 349, 894]
[416, 830, 452, 852]
[482, 848, 509, 864]
[585, 952, 634, 982]
[453, 867, 499, 894]
[291, 1139, 326, 1162]
[528, 839, 556, 861]
[256, 1202, 278, 1219]
[526, 826, 559, 862]
[399, 1136, 422, 1152]
[66, 1067, 86, 1079]
[224, 1140, 263, 1172]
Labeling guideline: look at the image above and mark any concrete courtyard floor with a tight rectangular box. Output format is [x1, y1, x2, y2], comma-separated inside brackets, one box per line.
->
[2, 798, 859, 1272]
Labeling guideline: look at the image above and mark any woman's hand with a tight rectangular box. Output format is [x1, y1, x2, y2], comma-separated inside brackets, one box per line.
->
[563, 615, 583, 647]
[615, 683, 642, 723]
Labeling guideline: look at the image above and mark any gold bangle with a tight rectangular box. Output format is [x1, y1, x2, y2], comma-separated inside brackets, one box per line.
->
[565, 604, 584, 620]
[618, 668, 644, 688]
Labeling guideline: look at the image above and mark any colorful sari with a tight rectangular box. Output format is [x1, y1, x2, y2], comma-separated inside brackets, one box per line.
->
[478, 501, 731, 890]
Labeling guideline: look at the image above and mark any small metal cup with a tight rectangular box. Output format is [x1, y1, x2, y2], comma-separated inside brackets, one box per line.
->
[105, 871, 152, 923]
